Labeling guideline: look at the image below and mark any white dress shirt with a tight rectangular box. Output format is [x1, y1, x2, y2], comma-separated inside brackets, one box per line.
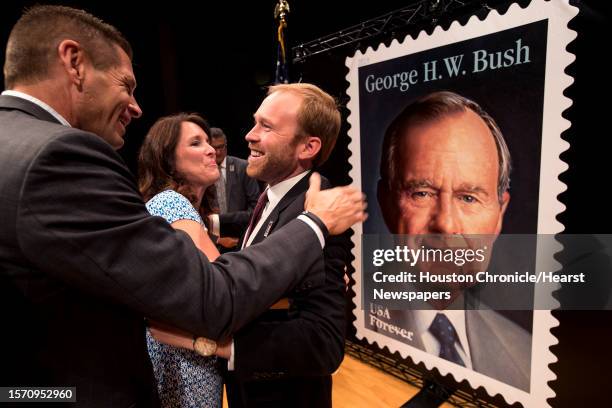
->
[2, 90, 71, 127]
[2, 89, 327, 372]
[243, 170, 324, 248]
[218, 156, 227, 180]
[413, 309, 473, 369]
[228, 170, 324, 370]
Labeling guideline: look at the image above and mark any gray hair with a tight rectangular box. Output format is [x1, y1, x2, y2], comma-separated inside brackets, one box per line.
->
[209, 127, 227, 143]
[380, 91, 511, 203]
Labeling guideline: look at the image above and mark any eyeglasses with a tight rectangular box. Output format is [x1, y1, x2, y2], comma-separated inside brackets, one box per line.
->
[212, 144, 226, 151]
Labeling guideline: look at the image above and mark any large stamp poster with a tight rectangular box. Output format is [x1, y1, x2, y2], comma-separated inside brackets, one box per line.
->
[345, 1, 577, 406]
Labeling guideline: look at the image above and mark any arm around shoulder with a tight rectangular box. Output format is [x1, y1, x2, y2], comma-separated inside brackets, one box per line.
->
[231, 232, 351, 379]
[17, 133, 326, 339]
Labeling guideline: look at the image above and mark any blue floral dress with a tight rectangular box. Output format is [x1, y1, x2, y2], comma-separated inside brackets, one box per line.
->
[145, 190, 222, 408]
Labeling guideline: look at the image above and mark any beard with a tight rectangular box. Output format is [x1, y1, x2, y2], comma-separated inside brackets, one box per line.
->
[247, 143, 298, 184]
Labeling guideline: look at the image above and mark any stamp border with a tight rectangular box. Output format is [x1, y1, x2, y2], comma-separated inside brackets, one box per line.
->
[345, 1, 577, 406]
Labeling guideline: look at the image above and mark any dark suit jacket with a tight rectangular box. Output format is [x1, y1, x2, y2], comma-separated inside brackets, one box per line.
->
[0, 95, 326, 407]
[225, 174, 350, 408]
[219, 155, 261, 238]
[368, 307, 531, 391]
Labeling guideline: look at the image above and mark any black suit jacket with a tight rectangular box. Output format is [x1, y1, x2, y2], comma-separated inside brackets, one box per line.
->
[219, 155, 261, 238]
[225, 174, 350, 408]
[0, 95, 326, 407]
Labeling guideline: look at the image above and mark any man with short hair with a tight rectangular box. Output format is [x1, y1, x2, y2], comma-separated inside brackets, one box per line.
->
[222, 83, 351, 408]
[208, 127, 261, 251]
[375, 91, 531, 390]
[0, 6, 366, 406]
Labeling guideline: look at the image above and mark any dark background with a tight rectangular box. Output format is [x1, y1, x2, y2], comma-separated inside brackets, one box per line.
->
[1, 1, 610, 407]
[1, 0, 434, 174]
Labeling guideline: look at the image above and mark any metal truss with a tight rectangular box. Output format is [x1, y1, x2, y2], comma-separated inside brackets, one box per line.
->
[292, 0, 480, 63]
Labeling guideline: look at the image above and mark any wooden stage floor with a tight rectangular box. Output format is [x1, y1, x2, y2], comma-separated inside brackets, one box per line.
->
[223, 355, 454, 407]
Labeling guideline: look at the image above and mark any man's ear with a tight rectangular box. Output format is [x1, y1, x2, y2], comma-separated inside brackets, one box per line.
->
[297, 136, 322, 161]
[378, 179, 398, 233]
[494, 191, 510, 235]
[57, 39, 85, 88]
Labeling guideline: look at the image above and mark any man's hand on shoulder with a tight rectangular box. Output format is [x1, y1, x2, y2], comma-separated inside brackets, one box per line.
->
[304, 172, 367, 235]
